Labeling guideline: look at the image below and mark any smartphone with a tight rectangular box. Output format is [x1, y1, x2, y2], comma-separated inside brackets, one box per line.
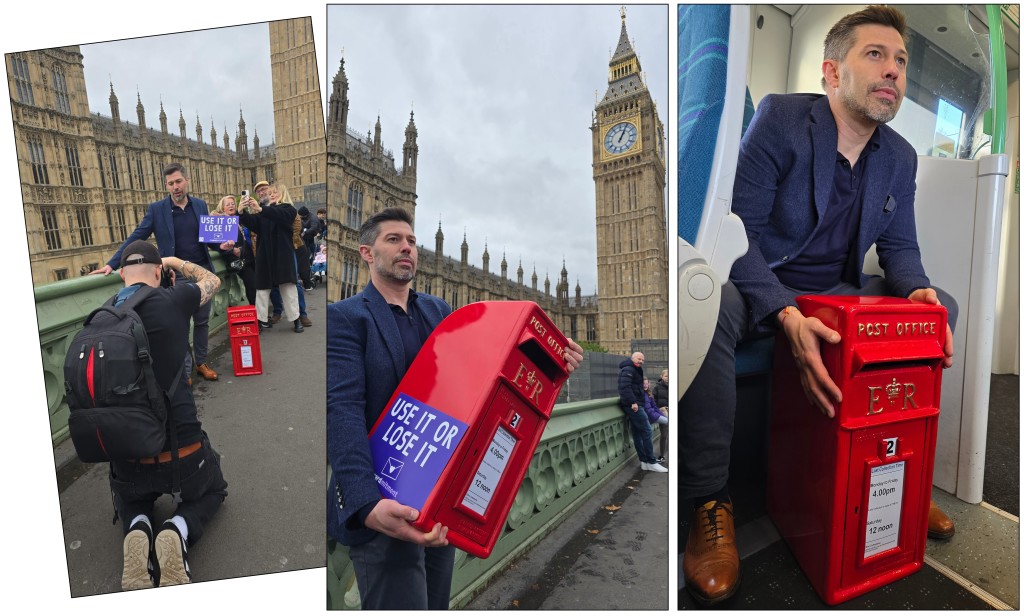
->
[241, 189, 249, 200]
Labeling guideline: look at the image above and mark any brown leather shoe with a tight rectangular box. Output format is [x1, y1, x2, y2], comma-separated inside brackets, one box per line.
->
[196, 363, 219, 381]
[271, 314, 282, 324]
[683, 500, 740, 606]
[928, 500, 955, 539]
[300, 316, 313, 327]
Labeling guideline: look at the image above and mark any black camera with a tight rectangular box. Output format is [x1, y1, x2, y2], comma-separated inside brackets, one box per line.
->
[229, 258, 246, 272]
[160, 267, 174, 288]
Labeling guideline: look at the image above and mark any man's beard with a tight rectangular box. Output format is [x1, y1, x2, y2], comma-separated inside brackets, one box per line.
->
[839, 73, 901, 124]
[375, 255, 415, 282]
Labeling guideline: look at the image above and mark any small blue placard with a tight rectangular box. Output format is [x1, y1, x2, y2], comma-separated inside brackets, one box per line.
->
[198, 215, 238, 243]
[368, 392, 468, 510]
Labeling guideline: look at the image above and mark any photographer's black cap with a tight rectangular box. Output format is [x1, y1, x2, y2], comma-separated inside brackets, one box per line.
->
[120, 240, 162, 268]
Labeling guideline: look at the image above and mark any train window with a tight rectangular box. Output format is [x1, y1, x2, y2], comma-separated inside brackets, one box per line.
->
[887, 5, 997, 159]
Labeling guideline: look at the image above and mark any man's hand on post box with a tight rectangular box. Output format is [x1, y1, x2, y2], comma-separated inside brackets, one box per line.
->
[907, 288, 955, 369]
[365, 499, 450, 547]
[564, 338, 584, 373]
[779, 306, 843, 418]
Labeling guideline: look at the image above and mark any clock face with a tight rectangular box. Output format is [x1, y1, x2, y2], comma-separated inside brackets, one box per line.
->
[604, 121, 638, 155]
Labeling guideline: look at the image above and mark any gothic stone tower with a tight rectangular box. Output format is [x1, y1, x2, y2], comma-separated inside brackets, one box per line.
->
[591, 9, 668, 355]
[325, 52, 418, 302]
[269, 17, 326, 208]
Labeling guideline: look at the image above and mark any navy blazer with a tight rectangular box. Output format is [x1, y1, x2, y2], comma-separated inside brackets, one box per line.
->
[326, 281, 451, 546]
[730, 94, 930, 325]
[106, 195, 214, 271]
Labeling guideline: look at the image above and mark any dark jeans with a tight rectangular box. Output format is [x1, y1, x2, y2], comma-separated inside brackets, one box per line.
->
[679, 276, 958, 499]
[109, 434, 228, 546]
[349, 533, 456, 610]
[624, 404, 657, 464]
[190, 300, 212, 368]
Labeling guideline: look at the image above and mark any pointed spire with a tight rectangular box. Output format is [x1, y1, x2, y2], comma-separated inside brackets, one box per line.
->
[611, 6, 636, 62]
[109, 81, 121, 125]
[135, 91, 145, 129]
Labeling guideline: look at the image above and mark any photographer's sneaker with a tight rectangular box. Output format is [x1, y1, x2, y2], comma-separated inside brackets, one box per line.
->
[121, 522, 156, 590]
[154, 524, 191, 586]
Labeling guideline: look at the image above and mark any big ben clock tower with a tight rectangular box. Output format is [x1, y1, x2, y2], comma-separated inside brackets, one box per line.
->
[592, 7, 668, 356]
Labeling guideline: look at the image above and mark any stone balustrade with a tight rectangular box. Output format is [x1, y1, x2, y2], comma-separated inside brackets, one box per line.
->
[327, 397, 653, 609]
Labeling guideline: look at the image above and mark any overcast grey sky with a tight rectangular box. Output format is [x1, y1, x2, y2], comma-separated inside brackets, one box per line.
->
[326, 4, 669, 297]
[80, 22, 276, 157]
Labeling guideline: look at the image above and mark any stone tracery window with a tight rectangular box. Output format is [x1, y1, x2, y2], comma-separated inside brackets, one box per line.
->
[51, 65, 71, 115]
[11, 54, 34, 105]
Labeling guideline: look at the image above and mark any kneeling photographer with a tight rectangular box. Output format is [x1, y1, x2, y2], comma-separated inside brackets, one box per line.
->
[67, 240, 229, 589]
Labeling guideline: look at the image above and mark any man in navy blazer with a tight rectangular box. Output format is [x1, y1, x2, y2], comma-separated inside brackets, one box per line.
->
[680, 6, 958, 606]
[92, 162, 221, 382]
[328, 207, 582, 609]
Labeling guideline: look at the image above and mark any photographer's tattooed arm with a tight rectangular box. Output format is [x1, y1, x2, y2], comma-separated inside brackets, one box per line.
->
[161, 256, 222, 306]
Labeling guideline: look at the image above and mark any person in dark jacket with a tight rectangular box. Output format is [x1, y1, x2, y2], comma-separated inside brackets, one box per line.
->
[617, 352, 666, 472]
[653, 370, 669, 410]
[643, 377, 668, 461]
[238, 180, 303, 332]
[299, 205, 319, 263]
[90, 162, 221, 382]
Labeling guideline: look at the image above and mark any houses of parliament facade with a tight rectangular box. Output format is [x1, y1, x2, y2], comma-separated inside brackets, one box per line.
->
[326, 12, 667, 355]
[10, 17, 324, 286]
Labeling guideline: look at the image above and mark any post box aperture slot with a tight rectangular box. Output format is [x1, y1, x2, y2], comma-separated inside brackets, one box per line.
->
[851, 341, 943, 375]
[517, 337, 565, 383]
[856, 359, 936, 373]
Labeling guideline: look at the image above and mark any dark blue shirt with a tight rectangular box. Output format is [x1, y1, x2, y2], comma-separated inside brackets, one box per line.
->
[775, 129, 881, 291]
[388, 291, 434, 373]
[170, 199, 208, 264]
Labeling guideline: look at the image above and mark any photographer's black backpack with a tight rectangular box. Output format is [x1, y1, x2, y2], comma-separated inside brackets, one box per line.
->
[63, 285, 183, 464]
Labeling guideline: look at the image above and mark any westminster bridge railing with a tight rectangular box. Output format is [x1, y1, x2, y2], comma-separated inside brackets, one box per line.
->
[327, 396, 649, 609]
[35, 261, 651, 609]
[34, 253, 244, 444]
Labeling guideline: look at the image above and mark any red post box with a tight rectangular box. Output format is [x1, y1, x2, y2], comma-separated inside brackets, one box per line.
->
[767, 296, 947, 605]
[227, 305, 262, 377]
[367, 301, 571, 558]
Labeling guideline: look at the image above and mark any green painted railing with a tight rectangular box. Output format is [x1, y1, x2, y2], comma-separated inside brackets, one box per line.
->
[34, 253, 245, 443]
[326, 397, 654, 609]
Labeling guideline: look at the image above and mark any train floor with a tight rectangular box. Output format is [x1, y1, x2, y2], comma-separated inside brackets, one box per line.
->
[679, 374, 1019, 610]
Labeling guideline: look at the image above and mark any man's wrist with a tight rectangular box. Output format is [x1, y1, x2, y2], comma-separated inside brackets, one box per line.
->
[778, 305, 801, 327]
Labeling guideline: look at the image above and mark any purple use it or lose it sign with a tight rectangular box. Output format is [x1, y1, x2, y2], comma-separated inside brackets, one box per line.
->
[368, 392, 468, 510]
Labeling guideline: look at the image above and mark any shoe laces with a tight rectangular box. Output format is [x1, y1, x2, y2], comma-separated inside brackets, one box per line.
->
[700, 501, 731, 543]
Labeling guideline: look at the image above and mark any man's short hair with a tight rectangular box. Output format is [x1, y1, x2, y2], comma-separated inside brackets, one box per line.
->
[821, 5, 908, 89]
[163, 162, 188, 179]
[317, 208, 327, 216]
[358, 207, 413, 247]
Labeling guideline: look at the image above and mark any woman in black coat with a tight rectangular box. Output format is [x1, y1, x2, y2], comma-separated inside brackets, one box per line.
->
[238, 186, 301, 331]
